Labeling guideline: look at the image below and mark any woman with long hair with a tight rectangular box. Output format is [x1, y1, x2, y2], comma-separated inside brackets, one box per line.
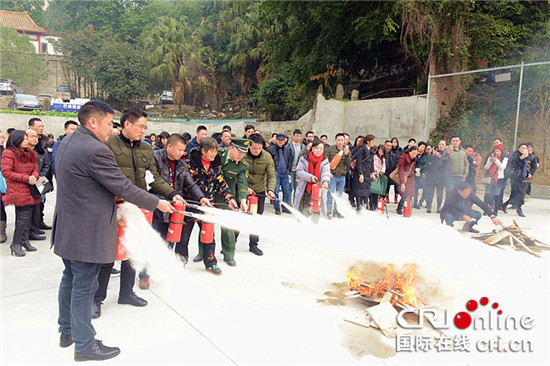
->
[369, 144, 387, 210]
[1, 130, 41, 256]
[396, 146, 418, 215]
[483, 144, 508, 216]
[350, 134, 376, 211]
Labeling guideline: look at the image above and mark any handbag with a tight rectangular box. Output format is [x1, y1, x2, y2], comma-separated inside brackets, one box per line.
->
[370, 174, 388, 196]
[29, 183, 41, 198]
[389, 165, 413, 185]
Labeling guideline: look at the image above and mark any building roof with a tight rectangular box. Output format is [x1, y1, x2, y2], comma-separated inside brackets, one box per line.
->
[0, 10, 46, 34]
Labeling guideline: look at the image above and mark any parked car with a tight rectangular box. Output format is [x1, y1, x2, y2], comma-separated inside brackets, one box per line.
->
[55, 85, 76, 101]
[0, 79, 24, 95]
[8, 94, 43, 111]
[158, 90, 173, 104]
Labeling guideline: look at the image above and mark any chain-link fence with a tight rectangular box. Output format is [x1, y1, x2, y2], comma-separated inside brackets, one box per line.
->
[425, 61, 550, 198]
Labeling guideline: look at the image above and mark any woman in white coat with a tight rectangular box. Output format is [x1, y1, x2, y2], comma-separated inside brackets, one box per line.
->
[294, 138, 331, 216]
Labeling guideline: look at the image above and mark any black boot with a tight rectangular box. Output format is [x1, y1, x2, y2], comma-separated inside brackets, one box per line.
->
[21, 226, 37, 252]
[396, 201, 404, 215]
[10, 207, 32, 256]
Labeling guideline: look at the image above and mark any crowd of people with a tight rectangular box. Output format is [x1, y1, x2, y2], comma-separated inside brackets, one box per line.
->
[0, 100, 541, 361]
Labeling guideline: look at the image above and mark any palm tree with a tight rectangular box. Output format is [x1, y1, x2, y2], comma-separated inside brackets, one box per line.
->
[144, 17, 200, 111]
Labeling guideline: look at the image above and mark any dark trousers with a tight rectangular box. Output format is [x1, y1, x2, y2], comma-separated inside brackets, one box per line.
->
[0, 198, 6, 222]
[423, 180, 444, 211]
[249, 193, 266, 247]
[58, 258, 101, 352]
[94, 260, 135, 302]
[31, 202, 41, 233]
[368, 194, 379, 210]
[180, 216, 217, 268]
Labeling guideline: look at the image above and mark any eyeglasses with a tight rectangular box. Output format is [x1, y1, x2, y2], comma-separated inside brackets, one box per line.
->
[130, 121, 148, 131]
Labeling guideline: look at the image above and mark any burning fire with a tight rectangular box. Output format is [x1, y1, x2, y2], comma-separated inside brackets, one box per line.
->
[346, 265, 420, 307]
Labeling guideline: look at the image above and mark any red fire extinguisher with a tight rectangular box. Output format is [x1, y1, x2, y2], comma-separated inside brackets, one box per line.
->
[377, 198, 385, 215]
[200, 221, 214, 244]
[311, 183, 321, 214]
[166, 204, 186, 242]
[403, 198, 412, 218]
[116, 205, 155, 260]
[248, 195, 258, 214]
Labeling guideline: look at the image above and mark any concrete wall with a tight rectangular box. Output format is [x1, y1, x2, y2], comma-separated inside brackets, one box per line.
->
[312, 93, 438, 143]
[0, 93, 438, 143]
[0, 113, 298, 139]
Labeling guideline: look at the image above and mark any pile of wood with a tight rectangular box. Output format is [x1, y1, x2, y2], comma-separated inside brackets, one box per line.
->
[472, 220, 549, 258]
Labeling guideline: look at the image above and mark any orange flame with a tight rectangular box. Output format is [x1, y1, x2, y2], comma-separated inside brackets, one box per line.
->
[346, 265, 420, 307]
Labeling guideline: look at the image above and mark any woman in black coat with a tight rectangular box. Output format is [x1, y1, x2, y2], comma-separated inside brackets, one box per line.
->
[350, 134, 376, 211]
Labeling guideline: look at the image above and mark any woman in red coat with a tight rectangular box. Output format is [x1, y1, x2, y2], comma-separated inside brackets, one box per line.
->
[397, 146, 419, 215]
[1, 130, 41, 256]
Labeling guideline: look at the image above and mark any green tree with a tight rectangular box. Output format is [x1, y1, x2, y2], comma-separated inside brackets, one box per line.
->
[0, 26, 47, 89]
[144, 16, 201, 111]
[94, 41, 149, 108]
[0, 0, 45, 28]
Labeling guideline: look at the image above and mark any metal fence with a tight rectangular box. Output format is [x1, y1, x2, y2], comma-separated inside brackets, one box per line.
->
[425, 61, 550, 196]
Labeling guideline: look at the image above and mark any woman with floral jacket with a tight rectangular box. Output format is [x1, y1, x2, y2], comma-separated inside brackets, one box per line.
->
[181, 137, 237, 275]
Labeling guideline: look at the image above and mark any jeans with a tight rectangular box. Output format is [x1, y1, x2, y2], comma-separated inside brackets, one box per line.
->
[327, 175, 346, 215]
[58, 259, 101, 352]
[274, 172, 291, 211]
[444, 210, 482, 230]
[423, 180, 445, 211]
[445, 175, 465, 192]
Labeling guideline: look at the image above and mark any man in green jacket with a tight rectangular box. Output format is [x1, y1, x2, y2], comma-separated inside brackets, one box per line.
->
[325, 133, 351, 218]
[441, 134, 469, 192]
[242, 133, 276, 256]
[215, 137, 250, 267]
[92, 107, 185, 318]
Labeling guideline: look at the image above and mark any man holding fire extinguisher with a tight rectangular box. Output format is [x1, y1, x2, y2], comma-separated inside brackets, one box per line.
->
[243, 133, 276, 257]
[215, 137, 252, 267]
[92, 108, 186, 319]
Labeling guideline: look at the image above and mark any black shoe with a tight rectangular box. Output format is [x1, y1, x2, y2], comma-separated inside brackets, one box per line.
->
[333, 212, 344, 219]
[426, 208, 431, 213]
[500, 204, 507, 214]
[413, 204, 421, 210]
[110, 268, 121, 276]
[60, 333, 73, 348]
[517, 208, 526, 217]
[74, 340, 120, 362]
[326, 215, 332, 220]
[28, 234, 46, 241]
[396, 208, 403, 215]
[224, 258, 236, 267]
[118, 293, 147, 307]
[274, 209, 281, 215]
[91, 301, 102, 319]
[249, 246, 263, 256]
[32, 229, 45, 235]
[21, 241, 37, 251]
[193, 254, 203, 262]
[39, 222, 52, 230]
[282, 208, 291, 214]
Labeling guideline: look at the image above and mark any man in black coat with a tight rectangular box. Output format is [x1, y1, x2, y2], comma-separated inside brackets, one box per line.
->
[503, 143, 531, 217]
[440, 182, 502, 233]
[53, 100, 174, 362]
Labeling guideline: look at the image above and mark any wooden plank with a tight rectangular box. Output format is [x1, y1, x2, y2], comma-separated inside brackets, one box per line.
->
[483, 230, 511, 245]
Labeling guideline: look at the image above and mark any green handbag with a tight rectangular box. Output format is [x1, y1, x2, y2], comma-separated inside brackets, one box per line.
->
[370, 174, 388, 196]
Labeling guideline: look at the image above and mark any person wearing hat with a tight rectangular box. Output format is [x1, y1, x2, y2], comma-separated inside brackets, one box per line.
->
[213, 137, 250, 267]
[266, 133, 295, 214]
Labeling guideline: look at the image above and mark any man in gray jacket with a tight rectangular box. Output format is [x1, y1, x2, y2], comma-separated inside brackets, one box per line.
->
[53, 100, 174, 362]
[441, 135, 468, 192]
